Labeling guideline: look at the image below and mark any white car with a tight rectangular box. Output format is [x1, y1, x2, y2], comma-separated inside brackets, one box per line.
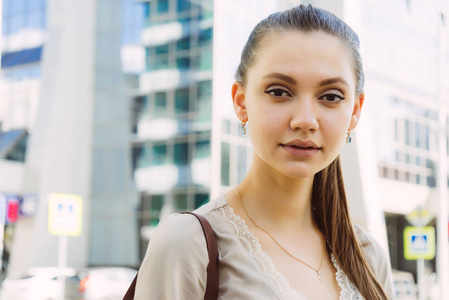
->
[78, 267, 137, 300]
[0, 267, 82, 300]
[392, 269, 417, 300]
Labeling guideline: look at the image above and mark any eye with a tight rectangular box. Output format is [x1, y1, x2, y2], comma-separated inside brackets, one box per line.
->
[264, 88, 292, 97]
[320, 93, 344, 102]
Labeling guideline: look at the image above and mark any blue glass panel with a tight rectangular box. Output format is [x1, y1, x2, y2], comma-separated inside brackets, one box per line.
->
[177, 0, 190, 12]
[199, 28, 212, 45]
[176, 57, 190, 69]
[154, 55, 168, 70]
[194, 194, 208, 209]
[174, 143, 188, 164]
[175, 88, 189, 112]
[177, 120, 190, 135]
[132, 146, 142, 170]
[152, 144, 167, 165]
[155, 45, 169, 54]
[195, 140, 210, 159]
[221, 143, 230, 186]
[176, 37, 190, 50]
[28, 0, 46, 9]
[5, 133, 28, 162]
[3, 0, 12, 14]
[10, 13, 24, 34]
[1, 46, 43, 68]
[10, 0, 24, 13]
[144, 2, 150, 18]
[0, 129, 26, 154]
[157, 0, 169, 13]
[2, 21, 8, 36]
[27, 9, 45, 29]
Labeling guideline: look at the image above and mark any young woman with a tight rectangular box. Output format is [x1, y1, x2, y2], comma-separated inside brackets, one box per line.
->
[135, 4, 394, 300]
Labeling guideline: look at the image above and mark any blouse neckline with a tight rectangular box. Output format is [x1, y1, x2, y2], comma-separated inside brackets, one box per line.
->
[216, 194, 360, 300]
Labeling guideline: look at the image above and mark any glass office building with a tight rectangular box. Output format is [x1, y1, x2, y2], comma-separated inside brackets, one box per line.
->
[131, 0, 213, 257]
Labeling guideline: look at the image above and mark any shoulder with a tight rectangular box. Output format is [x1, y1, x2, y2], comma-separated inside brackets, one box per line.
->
[353, 224, 395, 298]
[353, 224, 389, 274]
[148, 213, 208, 259]
[135, 213, 210, 299]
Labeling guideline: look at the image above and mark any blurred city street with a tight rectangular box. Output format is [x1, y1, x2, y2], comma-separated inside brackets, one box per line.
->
[0, 0, 448, 299]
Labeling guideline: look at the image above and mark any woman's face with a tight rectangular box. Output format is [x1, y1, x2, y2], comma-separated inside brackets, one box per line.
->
[232, 30, 364, 179]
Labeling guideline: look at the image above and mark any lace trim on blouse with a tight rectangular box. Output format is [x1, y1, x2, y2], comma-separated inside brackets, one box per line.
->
[217, 204, 363, 300]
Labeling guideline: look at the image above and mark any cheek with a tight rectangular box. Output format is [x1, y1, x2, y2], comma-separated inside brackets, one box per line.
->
[321, 114, 351, 146]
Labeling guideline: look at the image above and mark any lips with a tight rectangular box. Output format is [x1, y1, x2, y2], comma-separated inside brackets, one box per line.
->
[280, 139, 321, 158]
[282, 139, 320, 149]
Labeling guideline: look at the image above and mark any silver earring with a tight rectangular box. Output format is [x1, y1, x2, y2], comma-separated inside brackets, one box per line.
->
[346, 127, 352, 143]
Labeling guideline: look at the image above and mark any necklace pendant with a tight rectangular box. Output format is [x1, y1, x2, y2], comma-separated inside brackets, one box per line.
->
[317, 271, 324, 284]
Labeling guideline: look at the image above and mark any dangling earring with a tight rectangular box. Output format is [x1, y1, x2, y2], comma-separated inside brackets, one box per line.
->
[346, 127, 352, 143]
[241, 117, 247, 135]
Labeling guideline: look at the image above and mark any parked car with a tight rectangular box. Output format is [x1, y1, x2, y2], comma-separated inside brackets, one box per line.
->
[0, 267, 82, 300]
[78, 267, 137, 300]
[392, 269, 417, 300]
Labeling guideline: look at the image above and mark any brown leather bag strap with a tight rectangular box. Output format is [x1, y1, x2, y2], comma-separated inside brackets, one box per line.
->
[182, 212, 219, 300]
[122, 212, 219, 300]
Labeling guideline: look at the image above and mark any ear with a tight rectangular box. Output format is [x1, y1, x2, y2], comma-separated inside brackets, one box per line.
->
[231, 81, 248, 122]
[350, 92, 364, 129]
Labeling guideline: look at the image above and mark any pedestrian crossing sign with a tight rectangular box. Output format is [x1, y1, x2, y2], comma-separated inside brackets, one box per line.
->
[48, 193, 83, 236]
[404, 226, 435, 260]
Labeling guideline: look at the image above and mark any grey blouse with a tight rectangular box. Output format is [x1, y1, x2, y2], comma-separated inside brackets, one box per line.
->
[135, 195, 395, 299]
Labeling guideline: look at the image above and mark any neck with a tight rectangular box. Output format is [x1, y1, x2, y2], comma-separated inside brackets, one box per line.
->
[238, 156, 315, 231]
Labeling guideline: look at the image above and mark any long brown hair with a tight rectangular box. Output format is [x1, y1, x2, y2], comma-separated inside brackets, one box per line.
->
[235, 4, 387, 299]
[313, 157, 386, 299]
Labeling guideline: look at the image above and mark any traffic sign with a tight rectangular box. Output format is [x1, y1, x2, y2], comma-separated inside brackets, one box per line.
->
[48, 193, 83, 236]
[406, 206, 433, 227]
[404, 226, 435, 260]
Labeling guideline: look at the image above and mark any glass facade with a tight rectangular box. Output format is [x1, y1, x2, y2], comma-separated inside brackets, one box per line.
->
[1, 0, 46, 80]
[132, 0, 213, 257]
[361, 0, 447, 188]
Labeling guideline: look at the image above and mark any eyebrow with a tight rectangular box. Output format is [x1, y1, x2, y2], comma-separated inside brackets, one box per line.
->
[262, 72, 349, 88]
[318, 77, 349, 88]
[262, 72, 297, 85]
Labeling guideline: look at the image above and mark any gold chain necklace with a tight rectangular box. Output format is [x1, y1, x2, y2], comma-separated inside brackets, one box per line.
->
[236, 187, 326, 284]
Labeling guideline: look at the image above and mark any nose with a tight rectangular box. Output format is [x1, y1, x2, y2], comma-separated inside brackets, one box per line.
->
[289, 99, 319, 132]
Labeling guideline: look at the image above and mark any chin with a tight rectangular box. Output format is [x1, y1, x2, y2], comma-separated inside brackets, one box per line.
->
[278, 166, 319, 180]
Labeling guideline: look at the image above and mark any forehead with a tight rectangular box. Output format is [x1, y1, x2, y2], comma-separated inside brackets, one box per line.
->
[249, 30, 356, 88]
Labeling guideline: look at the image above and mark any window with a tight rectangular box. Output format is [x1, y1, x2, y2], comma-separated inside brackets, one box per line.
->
[137, 145, 151, 168]
[174, 194, 187, 211]
[132, 146, 143, 170]
[157, 0, 169, 13]
[197, 80, 212, 99]
[175, 88, 189, 113]
[151, 195, 164, 212]
[238, 146, 247, 183]
[199, 50, 212, 70]
[176, 37, 190, 50]
[221, 143, 230, 186]
[404, 120, 410, 145]
[195, 140, 210, 159]
[174, 142, 188, 164]
[195, 194, 208, 208]
[199, 28, 212, 46]
[177, 0, 191, 13]
[144, 2, 151, 18]
[155, 44, 169, 54]
[176, 57, 190, 69]
[152, 144, 167, 165]
[154, 92, 167, 114]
